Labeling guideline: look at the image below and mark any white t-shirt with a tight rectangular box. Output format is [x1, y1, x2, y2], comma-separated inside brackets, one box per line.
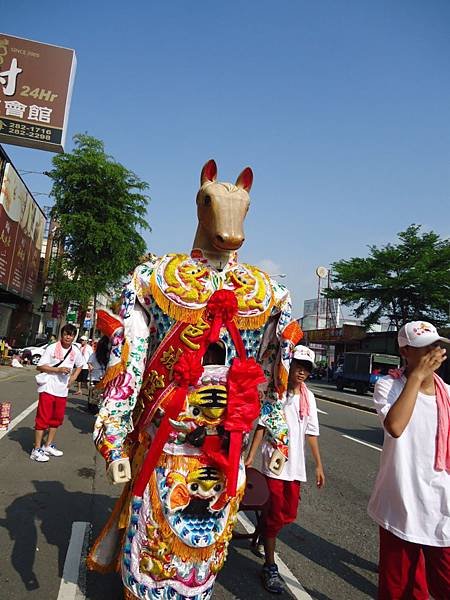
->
[79, 343, 93, 369]
[37, 343, 84, 397]
[260, 389, 320, 482]
[368, 375, 450, 546]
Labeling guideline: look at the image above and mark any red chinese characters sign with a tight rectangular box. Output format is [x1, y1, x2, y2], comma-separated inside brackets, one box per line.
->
[0, 163, 46, 300]
[0, 34, 76, 152]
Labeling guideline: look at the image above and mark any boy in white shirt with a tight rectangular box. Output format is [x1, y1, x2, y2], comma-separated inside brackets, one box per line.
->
[246, 345, 325, 594]
[368, 321, 450, 599]
[30, 324, 83, 462]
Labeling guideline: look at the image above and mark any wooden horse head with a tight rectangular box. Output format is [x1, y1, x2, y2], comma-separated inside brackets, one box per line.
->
[193, 160, 253, 262]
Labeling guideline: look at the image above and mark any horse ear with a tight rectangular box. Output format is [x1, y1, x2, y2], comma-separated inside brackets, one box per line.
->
[235, 167, 253, 192]
[201, 159, 218, 185]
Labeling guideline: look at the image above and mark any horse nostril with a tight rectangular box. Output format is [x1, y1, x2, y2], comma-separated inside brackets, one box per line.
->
[217, 235, 225, 244]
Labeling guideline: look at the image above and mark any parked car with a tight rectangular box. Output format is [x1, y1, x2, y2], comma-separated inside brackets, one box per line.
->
[19, 341, 50, 365]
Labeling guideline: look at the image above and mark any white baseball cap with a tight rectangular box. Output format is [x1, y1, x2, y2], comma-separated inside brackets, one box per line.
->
[397, 321, 450, 348]
[80, 335, 88, 341]
[292, 345, 316, 368]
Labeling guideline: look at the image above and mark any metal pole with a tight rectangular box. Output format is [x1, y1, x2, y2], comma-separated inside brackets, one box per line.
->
[316, 275, 321, 330]
[90, 294, 97, 340]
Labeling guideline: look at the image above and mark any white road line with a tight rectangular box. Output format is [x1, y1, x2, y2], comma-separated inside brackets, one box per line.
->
[342, 434, 382, 452]
[236, 512, 312, 600]
[57, 521, 89, 600]
[0, 400, 38, 441]
[316, 408, 328, 414]
[318, 397, 377, 415]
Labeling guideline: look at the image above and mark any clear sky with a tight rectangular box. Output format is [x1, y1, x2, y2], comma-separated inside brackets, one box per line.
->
[3, 0, 450, 316]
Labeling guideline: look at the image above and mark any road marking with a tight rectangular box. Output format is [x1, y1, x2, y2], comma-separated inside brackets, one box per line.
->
[0, 400, 38, 441]
[318, 397, 377, 415]
[342, 434, 382, 452]
[57, 521, 90, 600]
[236, 512, 312, 599]
[317, 408, 328, 415]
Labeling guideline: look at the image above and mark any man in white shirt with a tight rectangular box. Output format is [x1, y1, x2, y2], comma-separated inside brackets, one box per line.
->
[30, 324, 83, 462]
[368, 321, 450, 600]
[75, 335, 93, 395]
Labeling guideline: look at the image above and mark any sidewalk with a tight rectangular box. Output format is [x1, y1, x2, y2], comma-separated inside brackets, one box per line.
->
[308, 381, 376, 413]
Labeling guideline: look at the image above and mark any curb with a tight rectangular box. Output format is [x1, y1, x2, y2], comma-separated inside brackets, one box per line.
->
[313, 391, 377, 414]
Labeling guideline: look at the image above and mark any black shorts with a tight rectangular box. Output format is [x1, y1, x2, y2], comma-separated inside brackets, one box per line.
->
[77, 369, 89, 383]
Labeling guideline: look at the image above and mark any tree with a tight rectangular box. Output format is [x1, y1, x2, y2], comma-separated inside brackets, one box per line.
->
[47, 134, 150, 324]
[325, 225, 450, 329]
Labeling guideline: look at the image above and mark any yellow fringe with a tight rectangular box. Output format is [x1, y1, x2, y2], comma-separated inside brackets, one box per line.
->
[151, 268, 273, 330]
[235, 301, 273, 330]
[150, 271, 204, 324]
[98, 340, 130, 389]
[87, 482, 130, 573]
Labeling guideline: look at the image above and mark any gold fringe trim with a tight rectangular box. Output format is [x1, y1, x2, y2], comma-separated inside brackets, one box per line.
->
[235, 301, 273, 330]
[150, 271, 205, 324]
[98, 340, 130, 389]
[151, 267, 274, 330]
[87, 482, 131, 573]
[124, 589, 138, 600]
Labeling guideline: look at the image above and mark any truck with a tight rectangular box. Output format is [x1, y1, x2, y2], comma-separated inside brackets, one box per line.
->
[335, 352, 401, 395]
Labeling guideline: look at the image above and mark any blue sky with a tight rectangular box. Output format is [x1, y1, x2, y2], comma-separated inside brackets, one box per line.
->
[3, 1, 450, 316]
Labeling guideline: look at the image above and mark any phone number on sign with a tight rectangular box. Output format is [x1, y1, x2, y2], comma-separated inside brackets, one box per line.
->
[7, 122, 52, 141]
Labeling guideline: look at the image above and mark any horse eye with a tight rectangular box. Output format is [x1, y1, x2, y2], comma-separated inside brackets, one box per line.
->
[204, 195, 211, 206]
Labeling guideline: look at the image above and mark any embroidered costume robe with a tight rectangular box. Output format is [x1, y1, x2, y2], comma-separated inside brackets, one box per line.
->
[88, 249, 292, 600]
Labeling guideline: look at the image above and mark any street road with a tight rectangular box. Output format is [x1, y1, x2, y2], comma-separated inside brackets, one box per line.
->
[0, 367, 382, 599]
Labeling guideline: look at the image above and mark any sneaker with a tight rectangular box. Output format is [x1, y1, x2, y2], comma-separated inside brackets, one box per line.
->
[252, 537, 265, 558]
[30, 447, 50, 462]
[43, 444, 64, 457]
[261, 563, 284, 594]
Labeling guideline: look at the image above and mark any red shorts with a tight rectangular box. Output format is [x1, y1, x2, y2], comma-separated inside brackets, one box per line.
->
[262, 477, 301, 538]
[35, 392, 67, 430]
[378, 527, 450, 600]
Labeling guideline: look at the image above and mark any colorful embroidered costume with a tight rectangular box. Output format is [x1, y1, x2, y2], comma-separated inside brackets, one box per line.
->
[88, 249, 292, 600]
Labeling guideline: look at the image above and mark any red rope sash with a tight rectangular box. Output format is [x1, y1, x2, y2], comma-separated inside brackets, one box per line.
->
[133, 289, 265, 498]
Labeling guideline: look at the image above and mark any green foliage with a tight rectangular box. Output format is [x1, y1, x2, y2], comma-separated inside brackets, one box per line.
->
[47, 134, 150, 307]
[325, 225, 450, 328]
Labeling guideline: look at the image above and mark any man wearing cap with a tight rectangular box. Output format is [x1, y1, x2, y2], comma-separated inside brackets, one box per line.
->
[75, 336, 93, 395]
[368, 321, 450, 599]
[246, 343, 325, 594]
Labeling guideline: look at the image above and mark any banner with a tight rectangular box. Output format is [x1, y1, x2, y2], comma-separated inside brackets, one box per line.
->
[0, 162, 46, 300]
[0, 33, 76, 152]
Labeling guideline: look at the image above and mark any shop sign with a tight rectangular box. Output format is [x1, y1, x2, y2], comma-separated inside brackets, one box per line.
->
[0, 162, 46, 300]
[0, 33, 76, 152]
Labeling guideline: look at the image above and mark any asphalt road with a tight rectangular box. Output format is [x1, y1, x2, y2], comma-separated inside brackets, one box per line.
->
[0, 367, 382, 599]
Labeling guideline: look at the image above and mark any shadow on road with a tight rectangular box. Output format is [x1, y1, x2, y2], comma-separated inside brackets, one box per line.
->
[281, 523, 378, 599]
[7, 426, 33, 455]
[66, 404, 96, 435]
[0, 480, 115, 593]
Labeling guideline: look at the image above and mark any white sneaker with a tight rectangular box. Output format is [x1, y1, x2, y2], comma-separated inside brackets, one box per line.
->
[30, 447, 50, 462]
[43, 444, 64, 457]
